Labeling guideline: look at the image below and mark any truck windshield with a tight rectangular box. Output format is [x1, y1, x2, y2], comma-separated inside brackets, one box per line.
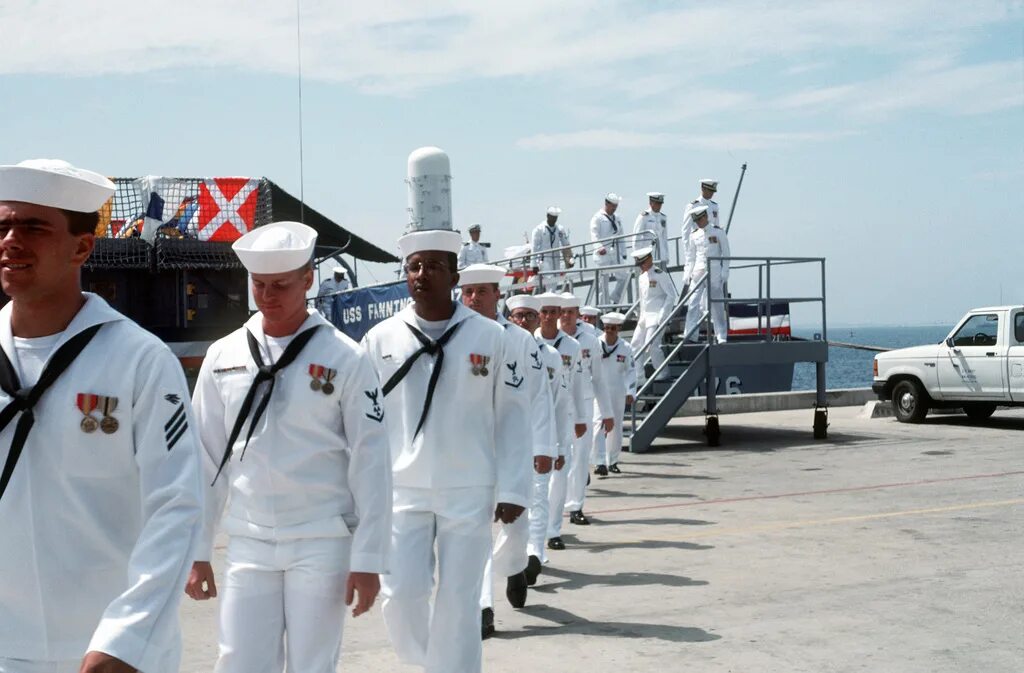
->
[951, 314, 999, 347]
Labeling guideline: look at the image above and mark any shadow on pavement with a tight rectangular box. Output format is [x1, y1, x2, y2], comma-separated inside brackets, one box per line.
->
[493, 605, 721, 643]
[558, 534, 714, 553]
[532, 566, 708, 592]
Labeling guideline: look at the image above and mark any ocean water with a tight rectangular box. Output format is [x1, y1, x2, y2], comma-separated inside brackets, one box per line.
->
[791, 325, 953, 391]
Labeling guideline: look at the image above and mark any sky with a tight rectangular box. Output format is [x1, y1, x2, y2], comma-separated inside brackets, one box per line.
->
[2, 0, 1022, 328]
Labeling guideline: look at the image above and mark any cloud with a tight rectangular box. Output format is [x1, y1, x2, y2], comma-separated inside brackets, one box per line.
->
[775, 60, 1024, 118]
[517, 129, 855, 152]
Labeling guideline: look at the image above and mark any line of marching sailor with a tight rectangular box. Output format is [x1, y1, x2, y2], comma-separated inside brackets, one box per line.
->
[0, 160, 726, 673]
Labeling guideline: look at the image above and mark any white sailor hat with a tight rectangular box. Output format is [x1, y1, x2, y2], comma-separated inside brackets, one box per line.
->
[506, 294, 540, 312]
[0, 159, 115, 213]
[690, 205, 710, 220]
[700, 179, 718, 191]
[468, 223, 481, 232]
[332, 266, 346, 275]
[602, 312, 627, 326]
[233, 221, 318, 274]
[580, 306, 601, 317]
[559, 292, 581, 309]
[646, 192, 665, 203]
[457, 263, 506, 287]
[631, 246, 654, 262]
[535, 291, 565, 308]
[546, 206, 562, 217]
[605, 193, 622, 205]
[398, 229, 463, 259]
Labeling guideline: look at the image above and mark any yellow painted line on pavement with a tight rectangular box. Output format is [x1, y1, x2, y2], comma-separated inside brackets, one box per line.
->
[648, 498, 1024, 541]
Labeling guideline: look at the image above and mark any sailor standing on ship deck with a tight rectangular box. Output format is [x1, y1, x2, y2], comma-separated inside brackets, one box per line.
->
[457, 264, 548, 638]
[530, 207, 571, 292]
[316, 265, 350, 317]
[631, 246, 678, 383]
[683, 206, 731, 344]
[633, 192, 669, 266]
[362, 230, 531, 673]
[457, 223, 489, 268]
[590, 193, 628, 305]
[0, 159, 203, 673]
[188, 221, 391, 673]
[682, 179, 720, 268]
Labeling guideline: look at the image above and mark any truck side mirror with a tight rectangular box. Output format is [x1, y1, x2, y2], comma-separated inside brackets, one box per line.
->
[945, 337, 954, 348]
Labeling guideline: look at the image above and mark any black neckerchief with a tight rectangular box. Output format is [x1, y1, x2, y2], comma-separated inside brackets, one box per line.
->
[601, 340, 619, 359]
[382, 317, 462, 438]
[212, 325, 320, 484]
[0, 323, 104, 501]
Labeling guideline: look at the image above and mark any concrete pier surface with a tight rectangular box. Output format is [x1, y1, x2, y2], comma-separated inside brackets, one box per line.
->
[178, 407, 1024, 673]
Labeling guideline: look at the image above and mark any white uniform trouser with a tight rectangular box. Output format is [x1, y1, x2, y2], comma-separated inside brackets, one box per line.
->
[215, 536, 352, 673]
[564, 410, 595, 512]
[0, 661, 81, 673]
[632, 318, 666, 379]
[527, 470, 552, 563]
[592, 399, 626, 467]
[480, 514, 530, 609]
[382, 486, 493, 673]
[596, 261, 625, 305]
[536, 256, 566, 293]
[684, 280, 728, 343]
[546, 452, 572, 539]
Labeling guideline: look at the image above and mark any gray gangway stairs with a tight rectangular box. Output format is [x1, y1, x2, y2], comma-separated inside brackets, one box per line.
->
[491, 231, 831, 451]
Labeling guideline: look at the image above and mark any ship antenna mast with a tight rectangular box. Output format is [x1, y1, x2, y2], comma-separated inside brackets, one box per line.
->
[295, 0, 306, 223]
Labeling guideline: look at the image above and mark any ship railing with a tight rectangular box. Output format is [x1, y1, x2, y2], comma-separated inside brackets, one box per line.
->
[706, 255, 827, 344]
[488, 230, 662, 306]
[629, 254, 828, 437]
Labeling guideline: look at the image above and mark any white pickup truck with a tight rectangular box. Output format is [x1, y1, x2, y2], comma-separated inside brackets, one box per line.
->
[872, 306, 1024, 423]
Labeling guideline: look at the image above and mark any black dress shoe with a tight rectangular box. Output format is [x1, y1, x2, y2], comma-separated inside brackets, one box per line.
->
[547, 536, 565, 550]
[525, 555, 542, 586]
[569, 510, 590, 525]
[608, 463, 621, 474]
[481, 607, 495, 640]
[506, 571, 528, 608]
[594, 465, 609, 477]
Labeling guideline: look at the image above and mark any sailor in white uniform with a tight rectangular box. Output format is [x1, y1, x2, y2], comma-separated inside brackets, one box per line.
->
[590, 193, 628, 305]
[316, 266, 350, 317]
[529, 207, 571, 292]
[0, 159, 203, 673]
[362, 230, 531, 673]
[457, 224, 489, 269]
[559, 293, 613, 526]
[534, 292, 588, 551]
[591, 312, 637, 476]
[506, 295, 566, 581]
[631, 246, 679, 383]
[188, 222, 392, 673]
[457, 265, 545, 637]
[684, 206, 731, 344]
[632, 192, 669, 266]
[682, 179, 721, 269]
[580, 305, 601, 332]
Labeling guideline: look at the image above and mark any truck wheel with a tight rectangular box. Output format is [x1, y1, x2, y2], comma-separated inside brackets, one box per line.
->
[891, 380, 928, 423]
[963, 403, 996, 422]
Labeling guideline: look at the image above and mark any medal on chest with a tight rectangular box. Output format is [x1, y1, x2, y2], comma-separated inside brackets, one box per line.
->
[77, 393, 119, 434]
[469, 353, 490, 376]
[308, 364, 338, 395]
[77, 393, 99, 433]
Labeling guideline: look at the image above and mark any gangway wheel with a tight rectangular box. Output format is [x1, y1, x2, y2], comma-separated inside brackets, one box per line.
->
[705, 415, 720, 447]
[813, 407, 828, 439]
